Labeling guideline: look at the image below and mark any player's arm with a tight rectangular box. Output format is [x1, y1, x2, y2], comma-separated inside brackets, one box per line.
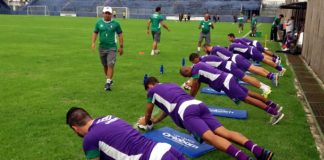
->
[117, 33, 123, 55]
[160, 21, 170, 31]
[190, 78, 200, 97]
[210, 22, 214, 29]
[151, 110, 167, 124]
[91, 32, 98, 49]
[147, 20, 151, 34]
[144, 103, 154, 125]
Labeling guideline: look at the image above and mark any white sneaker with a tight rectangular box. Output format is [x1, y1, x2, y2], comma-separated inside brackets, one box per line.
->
[155, 50, 160, 54]
[270, 112, 284, 125]
[262, 88, 272, 98]
[151, 50, 155, 56]
[279, 68, 286, 77]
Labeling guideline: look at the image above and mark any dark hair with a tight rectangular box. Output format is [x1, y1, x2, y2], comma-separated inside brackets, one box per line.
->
[144, 77, 159, 90]
[279, 14, 284, 18]
[203, 43, 211, 48]
[227, 33, 235, 38]
[155, 7, 161, 12]
[291, 16, 295, 20]
[189, 53, 200, 61]
[66, 107, 92, 127]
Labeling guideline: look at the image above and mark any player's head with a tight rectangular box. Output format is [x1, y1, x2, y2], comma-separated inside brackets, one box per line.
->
[144, 76, 159, 90]
[155, 7, 161, 12]
[227, 33, 236, 42]
[290, 16, 295, 20]
[180, 66, 192, 77]
[252, 13, 256, 17]
[203, 43, 212, 54]
[189, 53, 201, 64]
[204, 13, 209, 21]
[279, 14, 284, 19]
[66, 107, 93, 138]
[102, 6, 113, 20]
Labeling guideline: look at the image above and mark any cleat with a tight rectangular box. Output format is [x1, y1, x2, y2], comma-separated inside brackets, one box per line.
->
[278, 68, 286, 77]
[271, 73, 279, 87]
[104, 81, 113, 91]
[270, 112, 284, 125]
[262, 88, 272, 98]
[257, 149, 274, 160]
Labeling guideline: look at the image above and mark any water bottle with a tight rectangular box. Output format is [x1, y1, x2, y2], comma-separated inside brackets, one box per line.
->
[182, 58, 185, 66]
[160, 65, 164, 74]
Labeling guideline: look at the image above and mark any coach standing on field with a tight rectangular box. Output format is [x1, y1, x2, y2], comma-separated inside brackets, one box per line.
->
[91, 6, 123, 91]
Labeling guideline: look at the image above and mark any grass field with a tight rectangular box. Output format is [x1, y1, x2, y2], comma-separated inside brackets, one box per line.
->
[0, 14, 320, 160]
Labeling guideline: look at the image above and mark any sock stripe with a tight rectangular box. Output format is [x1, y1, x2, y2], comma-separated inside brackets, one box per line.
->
[251, 144, 257, 153]
[235, 150, 242, 157]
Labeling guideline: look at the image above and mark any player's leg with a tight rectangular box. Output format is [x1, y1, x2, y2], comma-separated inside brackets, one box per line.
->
[104, 49, 116, 90]
[249, 65, 279, 87]
[197, 32, 203, 52]
[214, 126, 274, 160]
[242, 75, 271, 98]
[205, 32, 211, 45]
[183, 105, 251, 160]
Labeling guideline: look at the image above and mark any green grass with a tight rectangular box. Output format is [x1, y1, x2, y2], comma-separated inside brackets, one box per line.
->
[0, 15, 320, 160]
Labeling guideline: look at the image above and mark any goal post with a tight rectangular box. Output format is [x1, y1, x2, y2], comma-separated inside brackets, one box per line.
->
[27, 5, 48, 16]
[96, 6, 129, 18]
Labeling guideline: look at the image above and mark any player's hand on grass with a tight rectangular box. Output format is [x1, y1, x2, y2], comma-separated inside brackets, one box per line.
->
[137, 116, 153, 131]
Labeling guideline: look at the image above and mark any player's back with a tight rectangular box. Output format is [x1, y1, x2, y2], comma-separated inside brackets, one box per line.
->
[84, 116, 157, 160]
[210, 46, 233, 61]
[150, 13, 163, 32]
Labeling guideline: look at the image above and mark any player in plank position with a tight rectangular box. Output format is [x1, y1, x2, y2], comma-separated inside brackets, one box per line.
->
[203, 44, 279, 86]
[66, 107, 186, 160]
[189, 53, 271, 98]
[227, 33, 280, 64]
[180, 62, 284, 125]
[228, 43, 286, 77]
[138, 77, 274, 160]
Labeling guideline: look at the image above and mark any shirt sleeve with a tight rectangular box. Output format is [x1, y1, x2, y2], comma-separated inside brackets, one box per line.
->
[83, 136, 100, 159]
[93, 22, 99, 33]
[147, 89, 154, 103]
[116, 22, 122, 34]
[191, 66, 200, 79]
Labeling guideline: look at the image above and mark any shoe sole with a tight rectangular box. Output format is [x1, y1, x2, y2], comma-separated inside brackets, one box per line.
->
[279, 69, 286, 77]
[272, 113, 284, 125]
[266, 152, 274, 160]
[262, 90, 272, 98]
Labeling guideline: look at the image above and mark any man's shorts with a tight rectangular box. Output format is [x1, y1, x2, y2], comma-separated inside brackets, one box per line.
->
[253, 40, 265, 52]
[152, 31, 161, 43]
[198, 32, 211, 44]
[99, 48, 116, 67]
[251, 47, 264, 62]
[230, 63, 245, 80]
[161, 147, 186, 160]
[183, 103, 222, 137]
[251, 25, 257, 32]
[231, 54, 252, 71]
[239, 23, 244, 28]
[222, 74, 248, 102]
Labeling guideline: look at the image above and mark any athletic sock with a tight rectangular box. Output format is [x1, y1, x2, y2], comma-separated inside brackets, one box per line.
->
[266, 73, 274, 80]
[226, 144, 249, 160]
[272, 57, 277, 62]
[106, 79, 112, 84]
[197, 47, 201, 52]
[272, 54, 278, 59]
[266, 101, 277, 108]
[275, 65, 283, 71]
[244, 140, 263, 157]
[265, 106, 278, 115]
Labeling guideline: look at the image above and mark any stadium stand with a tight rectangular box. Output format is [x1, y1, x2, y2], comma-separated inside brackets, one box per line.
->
[0, 0, 10, 14]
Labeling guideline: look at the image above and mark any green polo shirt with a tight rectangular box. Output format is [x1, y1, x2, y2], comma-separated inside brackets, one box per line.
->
[200, 20, 212, 34]
[94, 19, 122, 49]
[251, 17, 257, 25]
[150, 12, 164, 32]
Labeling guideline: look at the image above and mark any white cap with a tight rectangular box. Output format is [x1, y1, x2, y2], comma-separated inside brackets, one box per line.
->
[102, 6, 112, 13]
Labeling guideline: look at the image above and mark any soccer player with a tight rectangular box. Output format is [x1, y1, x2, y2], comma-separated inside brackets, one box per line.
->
[66, 107, 186, 160]
[147, 7, 170, 56]
[91, 6, 124, 91]
[228, 43, 286, 77]
[197, 13, 214, 52]
[237, 14, 244, 33]
[180, 63, 284, 125]
[138, 77, 275, 160]
[270, 14, 284, 41]
[250, 14, 257, 37]
[203, 44, 279, 86]
[189, 53, 271, 97]
[227, 33, 281, 64]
